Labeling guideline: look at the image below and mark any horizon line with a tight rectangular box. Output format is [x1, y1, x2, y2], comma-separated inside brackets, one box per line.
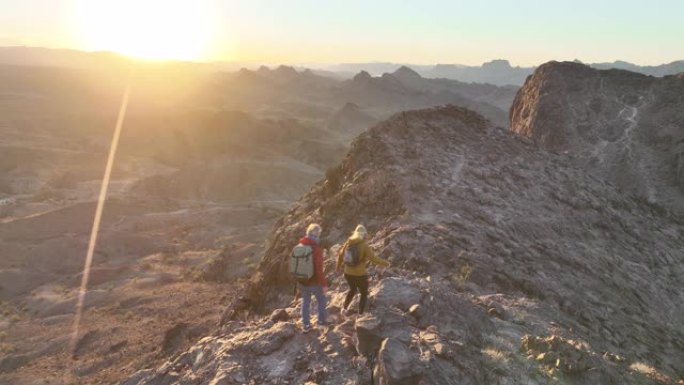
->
[2, 45, 683, 69]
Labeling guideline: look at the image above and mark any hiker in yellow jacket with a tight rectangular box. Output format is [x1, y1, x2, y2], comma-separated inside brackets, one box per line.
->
[336, 224, 390, 315]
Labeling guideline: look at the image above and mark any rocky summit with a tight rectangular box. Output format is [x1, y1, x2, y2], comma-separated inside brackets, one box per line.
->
[125, 105, 683, 385]
[511, 61, 684, 215]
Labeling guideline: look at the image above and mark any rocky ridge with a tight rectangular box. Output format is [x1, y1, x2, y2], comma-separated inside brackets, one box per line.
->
[510, 61, 684, 215]
[127, 106, 684, 384]
[342, 69, 513, 127]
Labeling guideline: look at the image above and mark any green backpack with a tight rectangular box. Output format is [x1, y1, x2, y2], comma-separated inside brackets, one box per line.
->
[289, 243, 314, 282]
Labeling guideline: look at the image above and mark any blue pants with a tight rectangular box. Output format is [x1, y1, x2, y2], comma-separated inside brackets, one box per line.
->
[300, 284, 326, 327]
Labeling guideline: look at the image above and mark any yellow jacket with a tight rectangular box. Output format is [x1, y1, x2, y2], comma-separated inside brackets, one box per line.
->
[336, 236, 390, 276]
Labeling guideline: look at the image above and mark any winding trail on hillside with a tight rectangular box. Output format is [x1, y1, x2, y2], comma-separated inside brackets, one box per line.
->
[617, 102, 639, 158]
[615, 94, 658, 201]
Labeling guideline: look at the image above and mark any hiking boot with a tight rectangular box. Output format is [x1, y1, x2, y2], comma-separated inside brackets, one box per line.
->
[302, 325, 312, 333]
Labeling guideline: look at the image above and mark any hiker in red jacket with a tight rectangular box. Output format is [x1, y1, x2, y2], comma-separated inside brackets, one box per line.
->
[298, 223, 327, 332]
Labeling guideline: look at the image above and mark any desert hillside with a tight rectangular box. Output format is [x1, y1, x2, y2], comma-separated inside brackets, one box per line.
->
[0, 60, 518, 384]
[126, 106, 683, 385]
[511, 61, 684, 214]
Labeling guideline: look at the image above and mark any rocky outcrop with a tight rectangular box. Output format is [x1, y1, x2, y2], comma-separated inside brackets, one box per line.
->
[511, 61, 684, 214]
[125, 274, 499, 385]
[128, 106, 684, 384]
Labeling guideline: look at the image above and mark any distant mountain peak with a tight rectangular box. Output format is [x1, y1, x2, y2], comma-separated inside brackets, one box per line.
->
[326, 102, 377, 135]
[237, 67, 255, 76]
[340, 101, 360, 111]
[274, 65, 298, 76]
[353, 70, 372, 82]
[392, 65, 422, 80]
[482, 59, 512, 69]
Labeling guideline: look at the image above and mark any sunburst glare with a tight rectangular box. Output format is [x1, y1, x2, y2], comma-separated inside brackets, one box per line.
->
[73, 0, 217, 61]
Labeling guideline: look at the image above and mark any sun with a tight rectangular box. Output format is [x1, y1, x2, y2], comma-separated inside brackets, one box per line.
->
[73, 0, 217, 61]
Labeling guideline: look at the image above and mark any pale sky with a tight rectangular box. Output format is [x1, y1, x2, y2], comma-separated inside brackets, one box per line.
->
[1, 0, 682, 65]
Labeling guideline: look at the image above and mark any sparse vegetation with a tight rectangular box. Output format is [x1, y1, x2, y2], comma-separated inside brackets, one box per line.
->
[0, 342, 17, 354]
[450, 263, 472, 290]
[482, 346, 511, 376]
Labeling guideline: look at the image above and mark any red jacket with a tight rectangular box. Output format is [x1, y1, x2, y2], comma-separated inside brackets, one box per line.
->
[299, 236, 327, 287]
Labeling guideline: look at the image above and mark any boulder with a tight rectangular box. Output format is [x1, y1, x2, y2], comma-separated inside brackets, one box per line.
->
[373, 277, 423, 311]
[269, 308, 289, 323]
[247, 322, 295, 356]
[355, 314, 383, 357]
[377, 338, 424, 385]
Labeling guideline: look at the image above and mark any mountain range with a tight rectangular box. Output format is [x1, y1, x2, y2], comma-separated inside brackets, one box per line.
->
[316, 59, 684, 86]
[2, 46, 683, 86]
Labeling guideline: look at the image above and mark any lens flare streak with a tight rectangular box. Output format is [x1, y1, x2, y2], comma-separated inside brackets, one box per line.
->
[68, 79, 132, 360]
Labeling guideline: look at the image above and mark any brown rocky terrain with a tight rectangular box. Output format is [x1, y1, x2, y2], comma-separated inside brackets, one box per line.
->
[0, 59, 519, 384]
[510, 61, 684, 214]
[126, 106, 684, 384]
[3, 56, 682, 384]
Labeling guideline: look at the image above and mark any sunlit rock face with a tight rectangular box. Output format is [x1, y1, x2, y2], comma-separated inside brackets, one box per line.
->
[511, 61, 684, 214]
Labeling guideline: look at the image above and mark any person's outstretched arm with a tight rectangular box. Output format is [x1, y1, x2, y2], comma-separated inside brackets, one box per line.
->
[363, 243, 390, 267]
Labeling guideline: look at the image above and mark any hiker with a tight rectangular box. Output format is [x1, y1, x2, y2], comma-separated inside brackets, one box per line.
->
[337, 224, 389, 315]
[293, 223, 327, 332]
